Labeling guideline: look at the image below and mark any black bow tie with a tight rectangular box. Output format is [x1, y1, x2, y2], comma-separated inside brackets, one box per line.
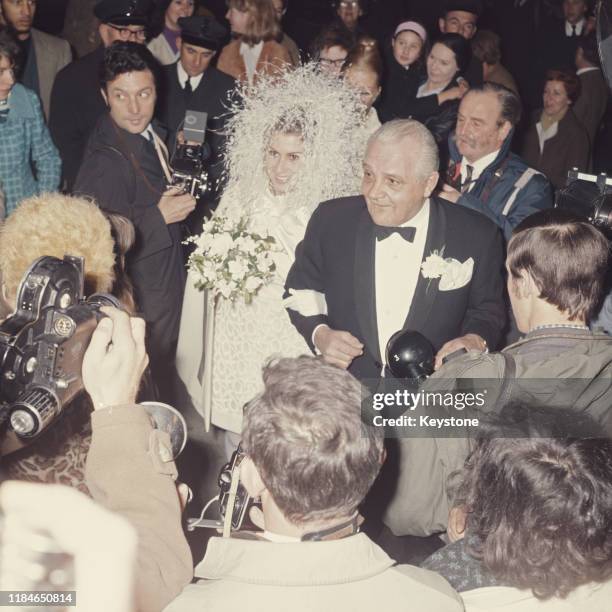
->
[374, 225, 416, 242]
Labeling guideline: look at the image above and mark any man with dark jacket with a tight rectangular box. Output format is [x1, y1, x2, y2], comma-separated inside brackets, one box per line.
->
[284, 119, 506, 381]
[158, 15, 235, 201]
[439, 82, 553, 241]
[75, 42, 195, 399]
[49, 0, 152, 190]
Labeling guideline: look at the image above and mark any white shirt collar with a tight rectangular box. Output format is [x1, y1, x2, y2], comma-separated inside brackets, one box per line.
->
[460, 149, 500, 186]
[177, 60, 204, 91]
[565, 19, 585, 36]
[399, 198, 430, 230]
[262, 530, 301, 543]
[576, 66, 600, 76]
[140, 123, 155, 141]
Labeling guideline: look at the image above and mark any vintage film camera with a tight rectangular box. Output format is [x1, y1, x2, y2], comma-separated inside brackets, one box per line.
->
[188, 444, 260, 534]
[169, 109, 211, 199]
[0, 255, 120, 448]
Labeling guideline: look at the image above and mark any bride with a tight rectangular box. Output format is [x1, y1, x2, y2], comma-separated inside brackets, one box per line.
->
[177, 65, 368, 440]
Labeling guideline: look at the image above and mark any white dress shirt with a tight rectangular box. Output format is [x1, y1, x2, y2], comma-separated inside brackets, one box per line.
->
[460, 149, 500, 192]
[565, 19, 585, 37]
[375, 200, 430, 362]
[177, 61, 204, 91]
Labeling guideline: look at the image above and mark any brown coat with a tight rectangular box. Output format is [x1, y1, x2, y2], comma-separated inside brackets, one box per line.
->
[573, 68, 609, 150]
[217, 39, 291, 84]
[521, 109, 590, 190]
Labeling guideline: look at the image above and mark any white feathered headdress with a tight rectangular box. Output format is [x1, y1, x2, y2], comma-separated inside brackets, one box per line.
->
[220, 63, 370, 214]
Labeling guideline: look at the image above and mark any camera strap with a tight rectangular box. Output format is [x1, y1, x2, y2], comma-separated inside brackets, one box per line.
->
[150, 131, 173, 185]
[300, 513, 363, 542]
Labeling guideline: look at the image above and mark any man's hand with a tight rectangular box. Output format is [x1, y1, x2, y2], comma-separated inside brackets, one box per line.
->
[434, 333, 486, 370]
[314, 324, 363, 369]
[438, 182, 462, 204]
[82, 307, 149, 410]
[157, 186, 196, 225]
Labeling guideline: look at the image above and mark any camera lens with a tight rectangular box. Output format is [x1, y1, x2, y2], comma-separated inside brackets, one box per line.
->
[10, 409, 36, 436]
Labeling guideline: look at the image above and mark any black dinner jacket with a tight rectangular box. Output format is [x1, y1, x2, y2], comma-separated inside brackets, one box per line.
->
[285, 195, 506, 381]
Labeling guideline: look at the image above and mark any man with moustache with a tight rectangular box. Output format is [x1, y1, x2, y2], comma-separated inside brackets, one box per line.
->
[439, 83, 552, 242]
[284, 119, 506, 381]
[75, 42, 195, 399]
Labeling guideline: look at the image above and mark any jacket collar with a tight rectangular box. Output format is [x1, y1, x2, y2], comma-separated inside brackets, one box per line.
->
[194, 532, 395, 585]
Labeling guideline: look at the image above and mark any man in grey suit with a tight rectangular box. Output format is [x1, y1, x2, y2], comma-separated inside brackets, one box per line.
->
[0, 0, 71, 118]
[573, 32, 609, 158]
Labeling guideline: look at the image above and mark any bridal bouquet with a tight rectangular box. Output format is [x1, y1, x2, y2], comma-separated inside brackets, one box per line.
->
[186, 215, 278, 304]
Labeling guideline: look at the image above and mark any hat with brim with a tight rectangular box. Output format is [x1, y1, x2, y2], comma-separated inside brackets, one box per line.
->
[444, 0, 483, 17]
[94, 0, 152, 27]
[178, 16, 227, 51]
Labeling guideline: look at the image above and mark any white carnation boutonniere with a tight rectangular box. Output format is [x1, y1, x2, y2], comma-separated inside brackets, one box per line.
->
[421, 249, 474, 291]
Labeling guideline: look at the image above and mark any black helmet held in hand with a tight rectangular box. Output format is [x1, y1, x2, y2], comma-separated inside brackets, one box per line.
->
[385, 329, 434, 381]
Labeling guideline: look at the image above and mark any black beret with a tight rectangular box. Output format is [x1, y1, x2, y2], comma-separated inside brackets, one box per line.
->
[178, 16, 227, 51]
[94, 0, 152, 26]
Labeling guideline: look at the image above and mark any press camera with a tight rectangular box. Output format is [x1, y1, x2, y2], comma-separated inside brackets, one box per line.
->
[0, 255, 119, 446]
[169, 109, 211, 199]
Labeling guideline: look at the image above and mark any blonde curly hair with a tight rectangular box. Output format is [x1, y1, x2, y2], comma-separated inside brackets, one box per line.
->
[0, 194, 116, 301]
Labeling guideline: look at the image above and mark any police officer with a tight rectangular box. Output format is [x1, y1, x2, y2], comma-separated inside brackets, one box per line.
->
[49, 0, 152, 190]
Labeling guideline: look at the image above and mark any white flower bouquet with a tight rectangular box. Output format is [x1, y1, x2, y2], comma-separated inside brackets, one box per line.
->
[186, 215, 277, 304]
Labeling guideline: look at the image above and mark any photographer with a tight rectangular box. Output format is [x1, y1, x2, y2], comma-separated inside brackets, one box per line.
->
[165, 356, 463, 611]
[0, 307, 192, 612]
[75, 41, 196, 400]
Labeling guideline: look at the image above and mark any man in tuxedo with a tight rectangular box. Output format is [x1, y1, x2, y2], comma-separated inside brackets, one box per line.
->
[284, 119, 506, 382]
[158, 14, 235, 204]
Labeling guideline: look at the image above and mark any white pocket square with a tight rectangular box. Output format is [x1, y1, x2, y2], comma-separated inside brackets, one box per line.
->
[283, 288, 328, 316]
[438, 257, 474, 291]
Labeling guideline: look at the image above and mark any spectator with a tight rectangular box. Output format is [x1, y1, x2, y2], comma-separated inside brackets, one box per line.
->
[471, 29, 518, 95]
[309, 21, 354, 77]
[573, 31, 608, 157]
[0, 0, 71, 118]
[148, 0, 197, 65]
[383, 208, 612, 538]
[165, 356, 464, 611]
[49, 0, 152, 191]
[521, 68, 590, 190]
[342, 37, 382, 134]
[439, 83, 552, 241]
[410, 33, 472, 155]
[0, 28, 60, 217]
[218, 0, 291, 85]
[377, 20, 428, 123]
[438, 0, 484, 87]
[271, 0, 300, 65]
[424, 406, 612, 610]
[62, 0, 99, 58]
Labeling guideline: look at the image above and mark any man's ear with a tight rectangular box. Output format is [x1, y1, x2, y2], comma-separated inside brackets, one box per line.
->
[100, 87, 108, 107]
[241, 456, 267, 498]
[176, 35, 182, 50]
[498, 120, 512, 145]
[424, 171, 440, 198]
[438, 17, 446, 33]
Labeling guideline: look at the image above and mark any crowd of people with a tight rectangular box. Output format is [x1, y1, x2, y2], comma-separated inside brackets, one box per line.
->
[0, 0, 611, 610]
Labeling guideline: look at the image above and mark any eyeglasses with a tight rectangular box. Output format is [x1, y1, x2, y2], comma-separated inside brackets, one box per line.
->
[339, 1, 359, 8]
[107, 24, 147, 42]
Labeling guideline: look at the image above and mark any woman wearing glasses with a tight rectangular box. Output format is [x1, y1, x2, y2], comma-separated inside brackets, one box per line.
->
[148, 0, 197, 65]
[218, 0, 291, 84]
